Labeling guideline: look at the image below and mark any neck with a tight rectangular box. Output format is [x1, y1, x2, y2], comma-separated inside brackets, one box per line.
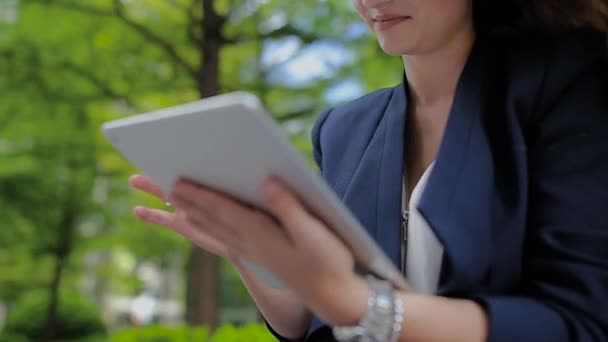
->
[402, 30, 475, 107]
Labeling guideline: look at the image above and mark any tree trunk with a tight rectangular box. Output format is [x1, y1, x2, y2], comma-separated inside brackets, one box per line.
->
[185, 248, 220, 327]
[44, 206, 75, 341]
[184, 0, 224, 330]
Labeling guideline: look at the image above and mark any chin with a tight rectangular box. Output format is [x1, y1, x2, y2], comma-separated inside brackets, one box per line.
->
[378, 41, 418, 56]
[376, 31, 426, 56]
[379, 44, 408, 56]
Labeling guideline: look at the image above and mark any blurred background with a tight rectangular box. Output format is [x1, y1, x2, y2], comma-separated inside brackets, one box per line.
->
[0, 0, 401, 340]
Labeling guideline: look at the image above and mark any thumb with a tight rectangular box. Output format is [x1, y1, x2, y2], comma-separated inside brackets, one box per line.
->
[260, 177, 314, 240]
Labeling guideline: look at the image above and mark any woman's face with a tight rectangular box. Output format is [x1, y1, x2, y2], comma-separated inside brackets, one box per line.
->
[354, 0, 474, 56]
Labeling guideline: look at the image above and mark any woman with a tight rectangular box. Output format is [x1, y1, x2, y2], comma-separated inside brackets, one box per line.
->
[130, 0, 608, 340]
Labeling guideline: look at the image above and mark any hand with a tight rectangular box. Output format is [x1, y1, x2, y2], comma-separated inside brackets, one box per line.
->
[169, 177, 369, 325]
[129, 174, 235, 262]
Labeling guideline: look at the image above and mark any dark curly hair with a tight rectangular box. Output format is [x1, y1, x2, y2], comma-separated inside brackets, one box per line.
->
[474, 0, 608, 33]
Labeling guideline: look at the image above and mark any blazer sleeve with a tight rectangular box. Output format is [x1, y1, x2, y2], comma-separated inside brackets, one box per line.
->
[473, 36, 608, 341]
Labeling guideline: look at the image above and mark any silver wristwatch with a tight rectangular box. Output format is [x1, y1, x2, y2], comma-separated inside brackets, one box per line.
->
[332, 276, 404, 342]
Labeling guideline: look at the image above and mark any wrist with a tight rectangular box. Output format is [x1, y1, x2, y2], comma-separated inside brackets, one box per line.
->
[321, 274, 369, 326]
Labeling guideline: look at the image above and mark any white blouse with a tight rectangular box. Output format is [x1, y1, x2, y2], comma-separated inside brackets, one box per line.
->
[402, 162, 444, 294]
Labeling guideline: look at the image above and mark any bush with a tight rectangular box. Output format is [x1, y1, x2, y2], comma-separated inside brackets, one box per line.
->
[210, 323, 274, 342]
[0, 333, 29, 342]
[1, 290, 107, 341]
[112, 323, 275, 342]
[112, 325, 209, 342]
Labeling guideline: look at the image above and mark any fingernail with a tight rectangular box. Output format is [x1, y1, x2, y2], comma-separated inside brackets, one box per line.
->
[262, 179, 282, 200]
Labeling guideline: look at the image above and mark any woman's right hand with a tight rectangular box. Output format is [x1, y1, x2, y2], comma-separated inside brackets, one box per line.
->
[129, 174, 234, 262]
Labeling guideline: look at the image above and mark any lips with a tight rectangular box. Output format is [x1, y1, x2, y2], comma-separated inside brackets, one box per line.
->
[372, 14, 410, 22]
[372, 14, 411, 31]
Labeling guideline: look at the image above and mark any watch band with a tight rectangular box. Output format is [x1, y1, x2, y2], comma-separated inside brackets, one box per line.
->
[332, 276, 404, 342]
[390, 295, 404, 342]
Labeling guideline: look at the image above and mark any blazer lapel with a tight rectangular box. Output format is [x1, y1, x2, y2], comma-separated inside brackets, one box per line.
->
[418, 39, 496, 293]
[341, 82, 408, 268]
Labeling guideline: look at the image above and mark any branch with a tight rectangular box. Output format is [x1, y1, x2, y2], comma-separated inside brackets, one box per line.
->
[112, 0, 198, 78]
[258, 45, 306, 76]
[224, 23, 321, 45]
[30, 0, 113, 16]
[225, 0, 241, 18]
[275, 106, 318, 123]
[202, 0, 228, 38]
[59, 62, 124, 100]
[27, 77, 121, 104]
[266, 24, 320, 43]
[1, 42, 130, 105]
[30, 0, 198, 78]
[187, 0, 203, 46]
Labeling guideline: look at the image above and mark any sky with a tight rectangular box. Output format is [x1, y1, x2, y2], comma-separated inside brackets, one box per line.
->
[259, 11, 371, 105]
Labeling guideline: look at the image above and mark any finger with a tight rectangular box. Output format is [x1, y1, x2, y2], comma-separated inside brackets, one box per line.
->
[129, 174, 167, 200]
[134, 206, 174, 227]
[171, 179, 257, 226]
[190, 230, 230, 258]
[134, 206, 229, 257]
[260, 177, 319, 241]
[170, 193, 239, 245]
[171, 186, 290, 261]
[173, 209, 233, 259]
[170, 194, 210, 227]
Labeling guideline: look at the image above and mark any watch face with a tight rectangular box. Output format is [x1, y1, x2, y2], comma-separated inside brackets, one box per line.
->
[376, 293, 392, 311]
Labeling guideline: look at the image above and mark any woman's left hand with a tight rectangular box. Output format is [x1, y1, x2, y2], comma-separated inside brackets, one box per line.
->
[169, 177, 368, 325]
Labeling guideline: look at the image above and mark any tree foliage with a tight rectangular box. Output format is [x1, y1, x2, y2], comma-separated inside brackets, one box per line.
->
[0, 0, 401, 332]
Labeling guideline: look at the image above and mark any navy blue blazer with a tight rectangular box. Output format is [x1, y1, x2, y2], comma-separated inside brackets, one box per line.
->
[269, 29, 608, 341]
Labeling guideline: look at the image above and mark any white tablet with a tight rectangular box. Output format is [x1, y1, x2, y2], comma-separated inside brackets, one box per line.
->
[101, 92, 408, 290]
